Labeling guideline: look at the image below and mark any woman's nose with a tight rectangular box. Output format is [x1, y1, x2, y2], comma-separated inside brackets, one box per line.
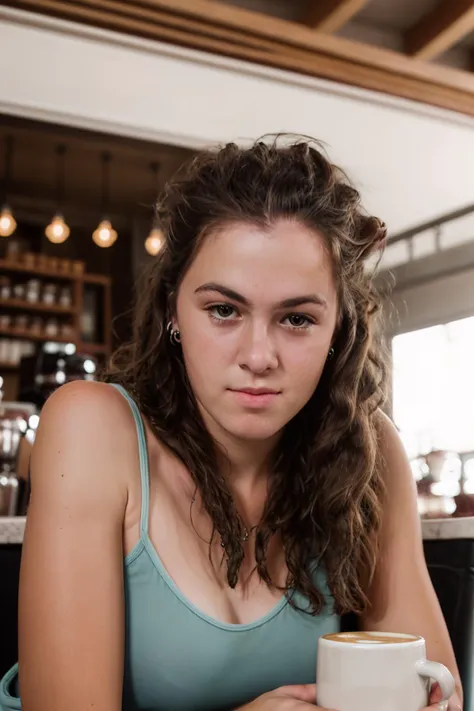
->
[238, 324, 278, 374]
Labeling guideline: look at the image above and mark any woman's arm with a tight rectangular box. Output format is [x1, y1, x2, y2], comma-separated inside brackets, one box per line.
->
[18, 381, 133, 711]
[361, 413, 463, 709]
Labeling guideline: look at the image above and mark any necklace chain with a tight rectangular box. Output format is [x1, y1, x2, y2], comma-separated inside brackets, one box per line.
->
[191, 494, 257, 545]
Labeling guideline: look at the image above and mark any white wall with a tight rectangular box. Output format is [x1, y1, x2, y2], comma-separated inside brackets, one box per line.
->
[1, 6, 474, 237]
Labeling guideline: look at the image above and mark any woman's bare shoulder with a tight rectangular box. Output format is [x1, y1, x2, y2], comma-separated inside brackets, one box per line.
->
[40, 380, 132, 428]
[30, 381, 139, 511]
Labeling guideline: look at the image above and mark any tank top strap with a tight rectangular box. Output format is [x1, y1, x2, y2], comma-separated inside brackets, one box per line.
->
[109, 383, 149, 538]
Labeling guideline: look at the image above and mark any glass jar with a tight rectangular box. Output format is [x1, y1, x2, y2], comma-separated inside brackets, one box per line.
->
[13, 283, 26, 300]
[0, 276, 11, 300]
[59, 286, 72, 308]
[30, 316, 43, 335]
[44, 318, 59, 337]
[26, 279, 41, 303]
[14, 314, 28, 333]
[42, 283, 57, 305]
[0, 314, 12, 330]
[60, 322, 74, 339]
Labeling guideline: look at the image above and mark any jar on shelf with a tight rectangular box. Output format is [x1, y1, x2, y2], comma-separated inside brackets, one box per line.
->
[0, 314, 12, 330]
[13, 283, 26, 300]
[26, 279, 41, 303]
[5, 239, 21, 262]
[44, 318, 59, 337]
[42, 283, 57, 305]
[8, 340, 23, 366]
[21, 341, 36, 358]
[59, 259, 71, 275]
[30, 316, 43, 335]
[0, 339, 10, 362]
[14, 314, 29, 333]
[60, 322, 74, 339]
[0, 276, 11, 300]
[48, 257, 59, 273]
[22, 252, 36, 269]
[72, 261, 84, 276]
[36, 254, 49, 271]
[59, 286, 72, 308]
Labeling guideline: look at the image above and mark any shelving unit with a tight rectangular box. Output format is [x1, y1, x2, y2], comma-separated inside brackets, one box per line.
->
[0, 259, 81, 281]
[0, 298, 77, 315]
[0, 327, 73, 343]
[0, 256, 112, 373]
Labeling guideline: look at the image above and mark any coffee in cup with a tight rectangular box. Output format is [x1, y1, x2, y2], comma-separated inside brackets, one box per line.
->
[316, 631, 455, 711]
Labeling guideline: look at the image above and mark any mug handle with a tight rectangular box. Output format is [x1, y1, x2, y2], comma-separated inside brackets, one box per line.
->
[415, 659, 455, 702]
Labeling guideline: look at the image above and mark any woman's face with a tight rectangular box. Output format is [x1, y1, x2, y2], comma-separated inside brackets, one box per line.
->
[174, 219, 338, 445]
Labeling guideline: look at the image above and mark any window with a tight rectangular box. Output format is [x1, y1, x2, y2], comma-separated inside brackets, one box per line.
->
[392, 315, 474, 495]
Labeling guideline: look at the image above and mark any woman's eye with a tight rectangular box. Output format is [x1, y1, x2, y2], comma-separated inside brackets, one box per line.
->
[208, 304, 237, 320]
[284, 314, 314, 329]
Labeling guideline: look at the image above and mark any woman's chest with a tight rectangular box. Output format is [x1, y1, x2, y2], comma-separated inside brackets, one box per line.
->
[122, 559, 339, 711]
[148, 491, 288, 626]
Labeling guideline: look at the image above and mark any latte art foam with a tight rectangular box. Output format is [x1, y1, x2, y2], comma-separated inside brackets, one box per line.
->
[323, 632, 420, 645]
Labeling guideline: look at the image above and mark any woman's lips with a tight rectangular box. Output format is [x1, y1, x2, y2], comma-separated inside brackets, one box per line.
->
[228, 388, 281, 407]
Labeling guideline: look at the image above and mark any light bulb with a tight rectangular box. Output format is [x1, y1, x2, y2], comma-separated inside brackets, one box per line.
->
[92, 219, 117, 248]
[144, 227, 164, 256]
[45, 214, 70, 244]
[0, 205, 17, 237]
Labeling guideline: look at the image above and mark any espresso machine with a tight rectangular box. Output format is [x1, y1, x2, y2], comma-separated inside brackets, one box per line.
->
[0, 383, 37, 517]
[17, 341, 98, 409]
[0, 343, 98, 517]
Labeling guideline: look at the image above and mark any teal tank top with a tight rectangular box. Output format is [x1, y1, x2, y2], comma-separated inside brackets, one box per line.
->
[0, 384, 339, 711]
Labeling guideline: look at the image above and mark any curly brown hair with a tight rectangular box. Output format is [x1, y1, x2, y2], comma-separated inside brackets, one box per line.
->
[105, 136, 388, 616]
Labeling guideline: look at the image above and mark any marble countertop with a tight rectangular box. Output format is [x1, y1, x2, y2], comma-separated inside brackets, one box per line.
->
[421, 516, 474, 540]
[0, 517, 26, 544]
[1, 516, 474, 545]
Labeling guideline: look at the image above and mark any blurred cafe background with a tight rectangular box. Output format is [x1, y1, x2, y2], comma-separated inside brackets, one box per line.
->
[0, 0, 474, 706]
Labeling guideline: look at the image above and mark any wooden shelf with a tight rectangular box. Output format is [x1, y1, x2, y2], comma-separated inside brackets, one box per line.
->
[0, 297, 76, 315]
[83, 274, 111, 286]
[0, 326, 75, 344]
[0, 258, 81, 282]
[78, 342, 109, 355]
[0, 361, 19, 371]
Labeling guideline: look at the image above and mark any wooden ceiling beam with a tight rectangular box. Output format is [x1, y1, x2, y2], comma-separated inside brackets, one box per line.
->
[131, 0, 474, 92]
[302, 0, 370, 33]
[2, 0, 474, 117]
[405, 0, 474, 60]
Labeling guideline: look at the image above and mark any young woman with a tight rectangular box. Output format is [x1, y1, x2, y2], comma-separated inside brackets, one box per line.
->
[0, 138, 462, 711]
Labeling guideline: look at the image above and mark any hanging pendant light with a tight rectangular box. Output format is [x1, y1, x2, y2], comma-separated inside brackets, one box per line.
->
[144, 161, 164, 256]
[145, 227, 164, 256]
[45, 144, 70, 244]
[92, 151, 117, 248]
[0, 136, 17, 238]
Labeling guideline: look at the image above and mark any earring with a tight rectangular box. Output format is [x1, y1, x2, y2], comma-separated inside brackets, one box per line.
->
[327, 347, 335, 360]
[167, 321, 181, 345]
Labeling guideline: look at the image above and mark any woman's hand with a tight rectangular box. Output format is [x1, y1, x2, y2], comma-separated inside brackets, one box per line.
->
[237, 684, 334, 711]
[425, 683, 463, 711]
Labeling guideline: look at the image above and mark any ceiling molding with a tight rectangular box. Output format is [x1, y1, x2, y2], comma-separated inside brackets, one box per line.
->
[302, 0, 370, 33]
[3, 0, 474, 117]
[405, 0, 474, 60]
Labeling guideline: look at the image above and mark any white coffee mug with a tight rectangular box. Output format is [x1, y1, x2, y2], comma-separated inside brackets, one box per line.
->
[316, 631, 455, 711]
